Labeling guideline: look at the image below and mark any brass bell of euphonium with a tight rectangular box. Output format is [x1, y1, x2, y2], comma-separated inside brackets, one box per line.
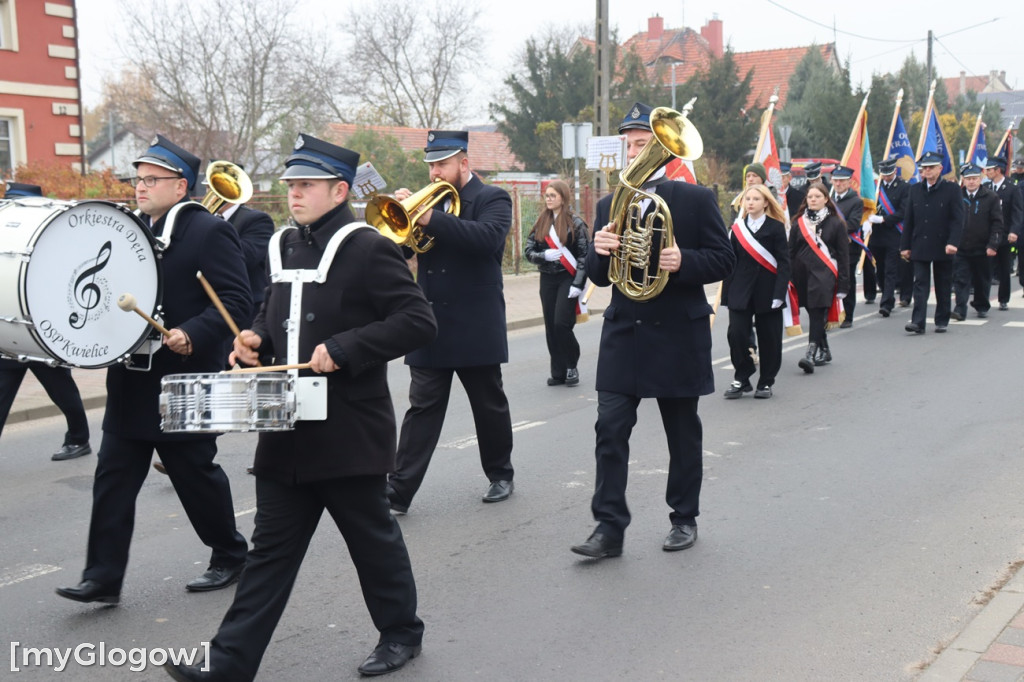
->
[364, 180, 460, 254]
[607, 106, 703, 301]
[201, 160, 254, 213]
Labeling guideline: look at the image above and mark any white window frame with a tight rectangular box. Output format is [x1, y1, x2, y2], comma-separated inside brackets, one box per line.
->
[0, 0, 19, 52]
[0, 108, 27, 176]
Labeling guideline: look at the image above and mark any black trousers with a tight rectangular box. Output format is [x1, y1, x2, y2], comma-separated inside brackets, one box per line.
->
[871, 240, 901, 312]
[0, 360, 88, 446]
[953, 253, 992, 315]
[539, 271, 580, 380]
[591, 391, 702, 539]
[843, 242, 861, 320]
[993, 243, 1013, 304]
[82, 432, 247, 589]
[727, 307, 782, 388]
[898, 256, 914, 304]
[390, 365, 514, 505]
[911, 260, 953, 329]
[206, 475, 423, 681]
[862, 252, 877, 300]
[804, 307, 829, 346]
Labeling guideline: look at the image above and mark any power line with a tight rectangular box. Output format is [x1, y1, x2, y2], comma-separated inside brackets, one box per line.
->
[764, 0, 917, 43]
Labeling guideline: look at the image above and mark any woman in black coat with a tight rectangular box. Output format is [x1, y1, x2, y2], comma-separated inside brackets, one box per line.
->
[524, 179, 590, 386]
[722, 184, 791, 399]
[789, 182, 850, 373]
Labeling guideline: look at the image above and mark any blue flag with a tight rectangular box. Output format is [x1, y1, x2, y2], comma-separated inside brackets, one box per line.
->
[971, 124, 988, 167]
[889, 114, 918, 184]
[921, 107, 954, 178]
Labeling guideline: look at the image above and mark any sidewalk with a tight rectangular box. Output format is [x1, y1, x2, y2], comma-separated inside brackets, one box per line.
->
[9, 272, 1024, 681]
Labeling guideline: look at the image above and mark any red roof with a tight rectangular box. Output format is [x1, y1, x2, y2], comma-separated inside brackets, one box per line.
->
[325, 123, 522, 173]
[943, 74, 991, 99]
[577, 20, 837, 111]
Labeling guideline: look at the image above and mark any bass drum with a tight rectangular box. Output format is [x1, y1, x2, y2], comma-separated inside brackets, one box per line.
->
[0, 198, 162, 368]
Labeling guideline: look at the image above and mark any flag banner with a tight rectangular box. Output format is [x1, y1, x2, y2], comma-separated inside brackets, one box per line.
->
[995, 127, 1015, 172]
[921, 107, 955, 179]
[665, 158, 696, 183]
[889, 114, 917, 183]
[970, 122, 988, 167]
[841, 106, 877, 219]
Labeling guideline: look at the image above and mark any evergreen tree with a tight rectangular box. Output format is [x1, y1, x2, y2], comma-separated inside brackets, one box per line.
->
[776, 47, 859, 159]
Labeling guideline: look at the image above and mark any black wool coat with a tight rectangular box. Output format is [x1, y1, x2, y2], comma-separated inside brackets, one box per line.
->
[226, 205, 274, 305]
[900, 179, 965, 262]
[250, 203, 437, 483]
[789, 213, 850, 309]
[588, 181, 734, 398]
[722, 216, 790, 313]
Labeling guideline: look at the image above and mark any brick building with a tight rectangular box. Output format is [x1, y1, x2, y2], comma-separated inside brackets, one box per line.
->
[0, 0, 84, 177]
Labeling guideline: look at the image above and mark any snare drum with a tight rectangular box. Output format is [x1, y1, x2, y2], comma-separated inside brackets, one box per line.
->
[159, 373, 297, 433]
[0, 199, 162, 367]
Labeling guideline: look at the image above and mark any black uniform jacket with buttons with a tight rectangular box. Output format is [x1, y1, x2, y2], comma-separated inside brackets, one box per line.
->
[588, 181, 734, 398]
[958, 185, 1003, 255]
[404, 173, 511, 369]
[226, 205, 274, 305]
[721, 215, 790, 314]
[250, 203, 436, 483]
[991, 179, 1024, 242]
[103, 201, 253, 441]
[784, 185, 806, 221]
[900, 179, 965, 261]
[833, 190, 864, 242]
[874, 178, 909, 249]
[523, 214, 590, 287]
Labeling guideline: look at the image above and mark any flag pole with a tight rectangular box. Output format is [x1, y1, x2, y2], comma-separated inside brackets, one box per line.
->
[859, 89, 905, 273]
[915, 80, 937, 158]
[841, 90, 871, 165]
[753, 88, 780, 163]
[967, 104, 985, 162]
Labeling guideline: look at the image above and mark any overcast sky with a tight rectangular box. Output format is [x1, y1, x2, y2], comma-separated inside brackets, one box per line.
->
[75, 0, 1022, 125]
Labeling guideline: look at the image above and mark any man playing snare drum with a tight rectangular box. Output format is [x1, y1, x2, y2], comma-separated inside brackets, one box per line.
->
[56, 135, 252, 605]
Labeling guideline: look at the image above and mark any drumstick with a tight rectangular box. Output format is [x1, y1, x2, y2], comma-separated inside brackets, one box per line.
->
[708, 280, 724, 329]
[117, 293, 172, 337]
[580, 282, 598, 306]
[223, 362, 311, 374]
[196, 271, 243, 339]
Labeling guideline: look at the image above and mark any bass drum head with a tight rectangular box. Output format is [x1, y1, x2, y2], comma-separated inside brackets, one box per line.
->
[24, 201, 161, 368]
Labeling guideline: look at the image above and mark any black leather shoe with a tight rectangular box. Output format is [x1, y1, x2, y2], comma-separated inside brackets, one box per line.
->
[723, 380, 752, 399]
[571, 532, 623, 559]
[565, 368, 580, 386]
[878, 308, 891, 317]
[898, 299, 911, 307]
[950, 311, 965, 321]
[839, 319, 852, 329]
[663, 524, 698, 551]
[1000, 302, 1009, 311]
[357, 641, 421, 676]
[55, 580, 119, 604]
[165, 662, 220, 681]
[386, 485, 409, 515]
[977, 310, 988, 318]
[754, 385, 772, 399]
[905, 322, 924, 334]
[934, 325, 947, 333]
[186, 565, 243, 592]
[52, 443, 91, 461]
[864, 298, 876, 304]
[482, 480, 513, 503]
[546, 376, 565, 386]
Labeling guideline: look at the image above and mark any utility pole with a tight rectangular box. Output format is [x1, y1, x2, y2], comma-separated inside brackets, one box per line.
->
[594, 0, 610, 195]
[926, 30, 933, 86]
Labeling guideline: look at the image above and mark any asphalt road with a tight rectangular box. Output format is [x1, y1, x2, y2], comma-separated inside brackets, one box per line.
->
[2, 299, 1023, 681]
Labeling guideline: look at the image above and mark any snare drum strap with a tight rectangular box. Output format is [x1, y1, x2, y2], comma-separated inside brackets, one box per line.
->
[267, 223, 377, 366]
[136, 201, 205, 251]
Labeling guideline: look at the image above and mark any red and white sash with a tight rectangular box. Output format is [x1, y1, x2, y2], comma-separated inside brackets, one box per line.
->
[733, 218, 801, 335]
[545, 225, 586, 317]
[797, 215, 844, 327]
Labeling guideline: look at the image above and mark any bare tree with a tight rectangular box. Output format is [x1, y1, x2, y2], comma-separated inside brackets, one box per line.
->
[341, 0, 484, 128]
[104, 0, 350, 175]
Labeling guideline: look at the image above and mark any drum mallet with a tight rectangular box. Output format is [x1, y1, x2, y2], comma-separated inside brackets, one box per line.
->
[117, 293, 172, 337]
[196, 271, 243, 340]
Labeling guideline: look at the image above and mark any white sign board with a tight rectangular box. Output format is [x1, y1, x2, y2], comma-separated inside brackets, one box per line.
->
[586, 135, 627, 172]
[351, 162, 387, 199]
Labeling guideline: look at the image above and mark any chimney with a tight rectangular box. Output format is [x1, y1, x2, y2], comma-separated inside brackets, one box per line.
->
[960, 71, 966, 96]
[700, 15, 724, 58]
[648, 15, 664, 40]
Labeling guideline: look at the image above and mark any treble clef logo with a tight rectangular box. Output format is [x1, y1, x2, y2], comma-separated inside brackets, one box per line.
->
[68, 241, 113, 329]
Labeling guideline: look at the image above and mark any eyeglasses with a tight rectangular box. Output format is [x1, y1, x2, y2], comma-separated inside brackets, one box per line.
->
[132, 175, 181, 187]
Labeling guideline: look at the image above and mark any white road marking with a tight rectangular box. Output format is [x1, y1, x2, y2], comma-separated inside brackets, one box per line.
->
[0, 564, 62, 588]
[440, 420, 545, 449]
[235, 507, 257, 517]
[1004, 321, 1024, 328]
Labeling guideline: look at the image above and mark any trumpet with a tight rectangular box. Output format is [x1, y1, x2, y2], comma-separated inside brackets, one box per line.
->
[364, 180, 459, 254]
[607, 107, 703, 301]
[201, 160, 253, 213]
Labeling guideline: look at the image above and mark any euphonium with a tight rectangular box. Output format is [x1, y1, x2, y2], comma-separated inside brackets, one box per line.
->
[607, 107, 703, 301]
[201, 160, 253, 213]
[364, 180, 460, 254]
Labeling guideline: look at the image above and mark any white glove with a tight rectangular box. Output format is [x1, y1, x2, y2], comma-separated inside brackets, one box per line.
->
[836, 293, 847, 300]
[861, 224, 872, 239]
[868, 214, 884, 224]
[771, 299, 783, 309]
[543, 249, 561, 262]
[568, 286, 582, 299]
